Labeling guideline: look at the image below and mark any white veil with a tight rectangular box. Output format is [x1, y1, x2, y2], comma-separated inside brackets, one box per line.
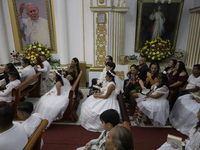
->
[108, 70, 123, 94]
[55, 70, 71, 88]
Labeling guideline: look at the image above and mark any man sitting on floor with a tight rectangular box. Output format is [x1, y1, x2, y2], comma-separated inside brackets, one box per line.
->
[0, 104, 28, 150]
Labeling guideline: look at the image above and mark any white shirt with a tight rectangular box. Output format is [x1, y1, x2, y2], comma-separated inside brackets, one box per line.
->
[21, 65, 36, 85]
[38, 60, 51, 79]
[21, 113, 43, 138]
[0, 79, 21, 102]
[97, 66, 107, 83]
[19, 16, 50, 47]
[186, 74, 200, 94]
[0, 122, 28, 150]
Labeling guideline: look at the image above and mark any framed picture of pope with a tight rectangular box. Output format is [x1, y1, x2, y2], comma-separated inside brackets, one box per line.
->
[9, 0, 56, 52]
[135, 0, 184, 52]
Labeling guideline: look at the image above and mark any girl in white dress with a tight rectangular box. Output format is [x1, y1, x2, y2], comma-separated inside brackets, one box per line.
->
[132, 73, 169, 126]
[35, 66, 77, 128]
[157, 108, 200, 150]
[79, 70, 122, 132]
[169, 92, 200, 136]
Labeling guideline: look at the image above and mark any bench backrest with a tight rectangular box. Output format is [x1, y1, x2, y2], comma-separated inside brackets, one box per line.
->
[12, 72, 42, 118]
[62, 71, 82, 121]
[23, 119, 48, 150]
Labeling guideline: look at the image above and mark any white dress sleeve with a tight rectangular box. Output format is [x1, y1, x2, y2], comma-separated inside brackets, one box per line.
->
[156, 85, 169, 95]
[187, 127, 200, 150]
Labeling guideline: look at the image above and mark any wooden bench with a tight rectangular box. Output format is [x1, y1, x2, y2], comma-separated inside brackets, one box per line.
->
[61, 71, 82, 122]
[12, 72, 42, 118]
[23, 119, 48, 150]
[117, 92, 131, 126]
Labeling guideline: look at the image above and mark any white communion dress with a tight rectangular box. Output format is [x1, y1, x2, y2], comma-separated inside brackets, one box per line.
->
[136, 83, 169, 126]
[35, 78, 72, 127]
[79, 81, 121, 132]
[169, 94, 200, 136]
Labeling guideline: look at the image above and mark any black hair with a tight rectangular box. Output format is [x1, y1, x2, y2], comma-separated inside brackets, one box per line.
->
[106, 70, 116, 83]
[6, 63, 18, 73]
[195, 120, 200, 133]
[8, 71, 20, 80]
[177, 61, 187, 75]
[55, 70, 64, 86]
[157, 73, 169, 89]
[22, 58, 31, 65]
[149, 61, 160, 78]
[106, 62, 116, 70]
[72, 57, 80, 74]
[130, 64, 138, 70]
[17, 102, 33, 114]
[107, 55, 113, 62]
[39, 54, 47, 59]
[164, 59, 177, 72]
[0, 104, 14, 126]
[100, 109, 120, 127]
[194, 64, 200, 70]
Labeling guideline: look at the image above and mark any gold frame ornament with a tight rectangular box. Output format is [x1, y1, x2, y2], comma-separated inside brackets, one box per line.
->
[8, 0, 57, 53]
[135, 0, 184, 53]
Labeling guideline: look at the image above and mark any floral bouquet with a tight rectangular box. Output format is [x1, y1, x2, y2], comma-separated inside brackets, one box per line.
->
[174, 49, 185, 59]
[21, 42, 51, 65]
[10, 50, 23, 65]
[140, 37, 175, 62]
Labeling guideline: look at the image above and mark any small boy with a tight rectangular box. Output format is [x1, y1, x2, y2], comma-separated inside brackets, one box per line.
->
[17, 102, 43, 138]
[76, 109, 120, 150]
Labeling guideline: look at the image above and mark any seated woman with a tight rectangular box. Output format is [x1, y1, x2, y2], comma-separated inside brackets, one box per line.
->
[169, 91, 200, 136]
[0, 72, 21, 103]
[123, 65, 143, 115]
[71, 57, 80, 75]
[79, 70, 122, 132]
[132, 73, 169, 126]
[34, 64, 77, 127]
[105, 125, 134, 150]
[163, 59, 177, 75]
[158, 108, 200, 150]
[0, 63, 19, 90]
[34, 56, 44, 71]
[129, 62, 160, 117]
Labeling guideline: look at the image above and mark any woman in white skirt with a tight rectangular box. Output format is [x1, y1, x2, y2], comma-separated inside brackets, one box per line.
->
[132, 73, 169, 126]
[79, 70, 122, 132]
[169, 92, 200, 136]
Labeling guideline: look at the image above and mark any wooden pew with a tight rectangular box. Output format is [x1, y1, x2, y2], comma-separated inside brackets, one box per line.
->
[12, 72, 42, 118]
[62, 71, 82, 122]
[117, 92, 131, 126]
[23, 119, 48, 150]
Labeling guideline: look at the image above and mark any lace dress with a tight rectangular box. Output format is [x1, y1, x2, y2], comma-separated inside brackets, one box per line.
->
[34, 78, 72, 127]
[136, 83, 169, 126]
[79, 81, 121, 132]
[169, 94, 200, 136]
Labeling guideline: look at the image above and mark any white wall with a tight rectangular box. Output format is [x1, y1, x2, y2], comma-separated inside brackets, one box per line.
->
[194, 0, 200, 6]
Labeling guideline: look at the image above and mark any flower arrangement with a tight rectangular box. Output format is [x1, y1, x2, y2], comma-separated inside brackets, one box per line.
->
[174, 49, 185, 59]
[10, 50, 23, 65]
[127, 54, 138, 61]
[21, 42, 51, 65]
[140, 37, 175, 62]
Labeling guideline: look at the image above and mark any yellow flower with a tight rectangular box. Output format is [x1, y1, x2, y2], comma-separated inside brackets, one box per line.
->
[152, 49, 154, 51]
[148, 56, 150, 58]
[153, 52, 155, 55]
[38, 44, 42, 47]
[31, 58, 34, 61]
[158, 58, 161, 60]
[31, 52, 34, 54]
[152, 57, 155, 60]
[29, 45, 32, 47]
[157, 55, 160, 57]
[36, 54, 38, 56]
[157, 52, 159, 54]
[45, 48, 47, 51]
[33, 46, 36, 48]
[47, 58, 49, 60]
[41, 51, 45, 54]
[47, 51, 50, 54]
[149, 52, 152, 54]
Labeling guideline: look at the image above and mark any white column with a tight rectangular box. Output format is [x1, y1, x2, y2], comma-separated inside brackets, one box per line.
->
[0, 0, 10, 64]
[54, 0, 69, 65]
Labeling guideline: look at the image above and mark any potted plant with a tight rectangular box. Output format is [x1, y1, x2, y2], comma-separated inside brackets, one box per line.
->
[127, 54, 138, 62]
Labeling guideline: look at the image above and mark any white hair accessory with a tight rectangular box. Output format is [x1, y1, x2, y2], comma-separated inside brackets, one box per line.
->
[55, 70, 62, 77]
[108, 70, 115, 77]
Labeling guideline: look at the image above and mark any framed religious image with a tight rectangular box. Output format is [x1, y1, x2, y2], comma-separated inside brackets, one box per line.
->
[135, 0, 184, 52]
[98, 13, 106, 24]
[8, 0, 57, 53]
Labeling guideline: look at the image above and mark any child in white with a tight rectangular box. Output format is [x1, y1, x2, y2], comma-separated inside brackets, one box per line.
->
[76, 109, 120, 150]
[157, 108, 200, 150]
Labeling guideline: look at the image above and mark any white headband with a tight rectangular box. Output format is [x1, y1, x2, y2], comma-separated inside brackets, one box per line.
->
[55, 70, 62, 77]
[108, 70, 115, 77]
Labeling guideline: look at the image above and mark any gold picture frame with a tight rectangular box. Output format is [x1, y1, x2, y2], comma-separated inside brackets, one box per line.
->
[135, 0, 184, 53]
[8, 0, 57, 54]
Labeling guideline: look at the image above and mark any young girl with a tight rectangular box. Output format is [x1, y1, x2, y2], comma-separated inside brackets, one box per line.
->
[76, 109, 120, 150]
[132, 73, 169, 126]
[79, 70, 122, 132]
[0, 72, 21, 103]
[158, 108, 200, 150]
[35, 66, 77, 127]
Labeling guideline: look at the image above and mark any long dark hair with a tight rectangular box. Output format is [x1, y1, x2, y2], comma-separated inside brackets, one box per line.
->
[164, 59, 177, 72]
[72, 57, 80, 74]
[55, 70, 64, 86]
[6, 63, 18, 73]
[35, 56, 44, 68]
[149, 61, 160, 79]
[106, 70, 116, 83]
[177, 61, 187, 75]
[157, 73, 169, 89]
[195, 121, 200, 133]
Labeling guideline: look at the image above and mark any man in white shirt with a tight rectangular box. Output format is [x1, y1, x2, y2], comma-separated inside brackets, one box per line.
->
[0, 104, 28, 150]
[18, 2, 50, 47]
[21, 58, 36, 87]
[35, 54, 51, 80]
